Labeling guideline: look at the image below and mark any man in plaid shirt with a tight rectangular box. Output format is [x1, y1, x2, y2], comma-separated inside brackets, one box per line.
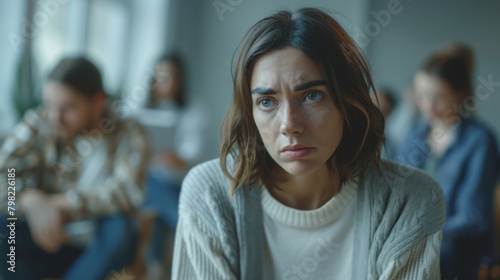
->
[0, 58, 150, 280]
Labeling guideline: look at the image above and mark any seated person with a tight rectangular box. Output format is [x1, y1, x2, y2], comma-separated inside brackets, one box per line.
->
[397, 44, 500, 279]
[0, 57, 150, 280]
[172, 8, 445, 279]
[137, 53, 209, 279]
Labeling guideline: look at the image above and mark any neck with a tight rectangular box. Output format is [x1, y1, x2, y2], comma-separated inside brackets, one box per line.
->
[428, 118, 457, 156]
[430, 116, 458, 131]
[267, 164, 340, 210]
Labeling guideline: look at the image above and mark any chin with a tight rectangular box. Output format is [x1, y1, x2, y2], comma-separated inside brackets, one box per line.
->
[279, 160, 323, 176]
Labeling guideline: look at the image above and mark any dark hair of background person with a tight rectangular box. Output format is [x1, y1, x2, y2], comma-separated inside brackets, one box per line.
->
[146, 52, 186, 108]
[220, 8, 385, 194]
[48, 57, 104, 98]
[421, 43, 474, 100]
[376, 87, 397, 113]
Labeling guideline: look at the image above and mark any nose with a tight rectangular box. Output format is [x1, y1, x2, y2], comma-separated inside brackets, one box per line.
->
[279, 101, 304, 136]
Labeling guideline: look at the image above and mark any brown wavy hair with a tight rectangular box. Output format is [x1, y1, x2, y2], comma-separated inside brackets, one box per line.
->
[220, 8, 385, 194]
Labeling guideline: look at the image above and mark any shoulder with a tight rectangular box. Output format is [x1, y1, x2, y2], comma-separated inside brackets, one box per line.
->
[460, 118, 498, 146]
[0, 107, 48, 162]
[180, 158, 234, 224]
[177, 159, 242, 273]
[6, 106, 50, 143]
[364, 159, 446, 229]
[368, 160, 444, 200]
[22, 106, 47, 124]
[182, 159, 229, 195]
[15, 106, 50, 135]
[362, 160, 445, 264]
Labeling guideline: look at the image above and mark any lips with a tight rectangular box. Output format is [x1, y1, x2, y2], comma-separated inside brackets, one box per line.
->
[280, 144, 315, 159]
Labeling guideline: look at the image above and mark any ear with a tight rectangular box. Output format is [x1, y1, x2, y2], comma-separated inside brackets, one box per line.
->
[457, 89, 469, 103]
[91, 91, 107, 111]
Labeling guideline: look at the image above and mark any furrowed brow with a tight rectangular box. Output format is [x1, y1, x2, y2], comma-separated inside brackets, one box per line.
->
[251, 88, 276, 95]
[294, 80, 327, 91]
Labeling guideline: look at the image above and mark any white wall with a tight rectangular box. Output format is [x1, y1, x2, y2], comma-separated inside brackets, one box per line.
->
[0, 0, 27, 138]
[122, 0, 170, 112]
[365, 0, 500, 147]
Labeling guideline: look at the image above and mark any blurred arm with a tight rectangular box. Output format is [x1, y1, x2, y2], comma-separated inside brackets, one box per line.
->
[444, 136, 499, 238]
[0, 109, 45, 217]
[64, 122, 151, 219]
[380, 231, 442, 280]
[172, 212, 237, 280]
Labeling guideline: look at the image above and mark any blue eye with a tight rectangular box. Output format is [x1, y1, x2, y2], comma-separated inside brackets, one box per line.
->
[258, 98, 277, 110]
[305, 92, 322, 102]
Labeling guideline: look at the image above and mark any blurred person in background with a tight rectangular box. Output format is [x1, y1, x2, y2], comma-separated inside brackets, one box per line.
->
[172, 8, 445, 279]
[372, 88, 397, 159]
[137, 53, 209, 279]
[397, 44, 500, 279]
[0, 57, 150, 280]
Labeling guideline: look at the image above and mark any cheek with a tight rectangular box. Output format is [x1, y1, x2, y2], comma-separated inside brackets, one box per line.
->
[253, 110, 277, 146]
[417, 99, 432, 113]
[444, 97, 459, 110]
[435, 102, 447, 111]
[316, 109, 343, 145]
[66, 108, 89, 127]
[431, 99, 450, 114]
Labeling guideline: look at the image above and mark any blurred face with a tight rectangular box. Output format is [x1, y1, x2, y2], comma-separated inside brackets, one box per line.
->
[413, 71, 462, 124]
[153, 61, 181, 100]
[44, 82, 95, 140]
[251, 47, 344, 176]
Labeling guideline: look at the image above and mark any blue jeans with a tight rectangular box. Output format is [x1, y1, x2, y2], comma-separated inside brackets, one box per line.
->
[0, 214, 137, 280]
[142, 171, 181, 263]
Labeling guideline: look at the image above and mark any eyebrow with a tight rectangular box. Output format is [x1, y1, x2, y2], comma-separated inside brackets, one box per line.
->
[251, 88, 276, 95]
[251, 80, 327, 95]
[294, 80, 327, 91]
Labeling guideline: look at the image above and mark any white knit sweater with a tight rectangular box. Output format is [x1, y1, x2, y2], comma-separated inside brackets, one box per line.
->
[172, 159, 445, 279]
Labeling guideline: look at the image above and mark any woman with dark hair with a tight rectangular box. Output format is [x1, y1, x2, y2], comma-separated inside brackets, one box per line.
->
[398, 44, 500, 279]
[138, 53, 209, 278]
[146, 53, 186, 109]
[173, 8, 445, 279]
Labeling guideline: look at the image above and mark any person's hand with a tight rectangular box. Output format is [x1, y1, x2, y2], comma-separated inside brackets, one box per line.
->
[154, 150, 186, 170]
[20, 190, 70, 253]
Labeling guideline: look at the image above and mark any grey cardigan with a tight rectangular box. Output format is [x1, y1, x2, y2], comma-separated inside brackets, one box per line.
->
[172, 159, 446, 279]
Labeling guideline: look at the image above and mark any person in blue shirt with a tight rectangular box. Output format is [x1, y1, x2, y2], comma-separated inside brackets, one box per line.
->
[397, 44, 500, 279]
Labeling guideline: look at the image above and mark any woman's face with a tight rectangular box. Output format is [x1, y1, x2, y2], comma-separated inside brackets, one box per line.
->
[153, 61, 181, 100]
[251, 46, 344, 176]
[413, 71, 462, 124]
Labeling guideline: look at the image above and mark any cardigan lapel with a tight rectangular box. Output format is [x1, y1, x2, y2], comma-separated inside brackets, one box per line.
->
[232, 184, 264, 280]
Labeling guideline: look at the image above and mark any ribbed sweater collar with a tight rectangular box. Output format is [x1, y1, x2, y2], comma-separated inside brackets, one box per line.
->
[261, 181, 358, 228]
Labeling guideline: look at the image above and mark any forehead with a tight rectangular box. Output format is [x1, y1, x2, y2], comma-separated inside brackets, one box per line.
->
[414, 72, 452, 94]
[250, 47, 325, 88]
[156, 61, 178, 74]
[44, 82, 87, 104]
